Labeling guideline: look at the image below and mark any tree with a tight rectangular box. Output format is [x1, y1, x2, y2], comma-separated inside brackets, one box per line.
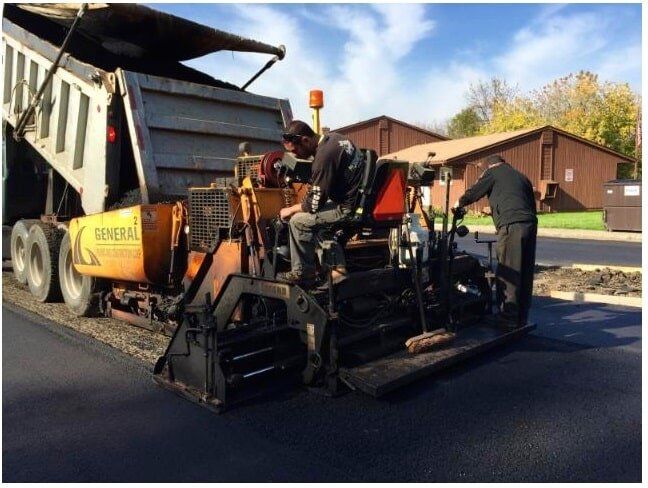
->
[481, 97, 543, 134]
[447, 107, 482, 138]
[466, 78, 517, 122]
[530, 71, 640, 158]
[414, 120, 448, 137]
[476, 71, 640, 162]
[446, 72, 640, 178]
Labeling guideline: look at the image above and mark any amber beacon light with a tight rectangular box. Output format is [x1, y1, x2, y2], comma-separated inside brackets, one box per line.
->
[309, 89, 324, 134]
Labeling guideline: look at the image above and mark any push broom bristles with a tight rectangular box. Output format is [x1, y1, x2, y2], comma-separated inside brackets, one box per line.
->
[405, 329, 457, 354]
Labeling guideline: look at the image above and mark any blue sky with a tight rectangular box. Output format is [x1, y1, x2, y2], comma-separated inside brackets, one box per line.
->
[152, 3, 642, 129]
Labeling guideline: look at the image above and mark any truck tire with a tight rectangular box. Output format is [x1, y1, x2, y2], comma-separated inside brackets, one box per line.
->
[10, 219, 39, 284]
[58, 231, 104, 316]
[25, 222, 64, 302]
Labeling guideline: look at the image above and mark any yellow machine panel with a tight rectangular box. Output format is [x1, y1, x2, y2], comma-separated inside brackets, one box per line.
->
[69, 204, 176, 285]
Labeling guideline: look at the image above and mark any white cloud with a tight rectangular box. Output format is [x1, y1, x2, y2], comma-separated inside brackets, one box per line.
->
[180, 4, 640, 129]
[184, 3, 438, 127]
[315, 3, 435, 125]
[185, 3, 329, 122]
[535, 4, 569, 23]
[494, 12, 611, 89]
[595, 44, 642, 90]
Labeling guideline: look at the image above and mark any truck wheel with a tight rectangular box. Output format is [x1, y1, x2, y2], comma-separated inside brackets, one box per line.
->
[10, 219, 39, 284]
[58, 232, 103, 316]
[25, 222, 64, 302]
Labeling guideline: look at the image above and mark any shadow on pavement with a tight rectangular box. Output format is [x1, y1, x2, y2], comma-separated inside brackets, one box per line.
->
[529, 295, 641, 352]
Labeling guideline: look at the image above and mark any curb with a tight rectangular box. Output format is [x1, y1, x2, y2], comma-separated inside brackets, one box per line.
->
[549, 290, 642, 308]
[468, 224, 642, 242]
[570, 263, 642, 274]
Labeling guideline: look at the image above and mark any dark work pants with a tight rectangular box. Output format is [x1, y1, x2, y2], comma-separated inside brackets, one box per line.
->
[288, 202, 350, 274]
[496, 222, 537, 325]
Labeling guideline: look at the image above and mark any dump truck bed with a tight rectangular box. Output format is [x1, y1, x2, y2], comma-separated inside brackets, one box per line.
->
[118, 69, 291, 203]
[2, 9, 292, 215]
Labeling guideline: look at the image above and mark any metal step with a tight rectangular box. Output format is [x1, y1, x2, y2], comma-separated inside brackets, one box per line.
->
[339, 323, 535, 397]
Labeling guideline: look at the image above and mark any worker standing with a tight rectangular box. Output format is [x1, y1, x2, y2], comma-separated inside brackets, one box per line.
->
[454, 154, 537, 327]
[277, 120, 365, 287]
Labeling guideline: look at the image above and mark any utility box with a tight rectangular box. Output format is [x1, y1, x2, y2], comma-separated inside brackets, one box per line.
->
[602, 180, 642, 232]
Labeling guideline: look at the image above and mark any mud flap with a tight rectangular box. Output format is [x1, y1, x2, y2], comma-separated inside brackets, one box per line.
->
[338, 323, 536, 397]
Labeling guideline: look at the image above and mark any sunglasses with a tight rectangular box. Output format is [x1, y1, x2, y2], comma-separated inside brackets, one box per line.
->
[282, 133, 303, 144]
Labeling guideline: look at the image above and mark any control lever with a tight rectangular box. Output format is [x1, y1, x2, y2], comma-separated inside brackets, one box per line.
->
[271, 218, 288, 278]
[474, 231, 497, 314]
[474, 231, 497, 271]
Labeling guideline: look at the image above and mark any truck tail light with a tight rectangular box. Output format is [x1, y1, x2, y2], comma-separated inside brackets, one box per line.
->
[107, 125, 117, 143]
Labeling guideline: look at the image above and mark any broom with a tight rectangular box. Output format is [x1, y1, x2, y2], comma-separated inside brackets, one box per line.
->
[405, 328, 456, 354]
[405, 174, 459, 355]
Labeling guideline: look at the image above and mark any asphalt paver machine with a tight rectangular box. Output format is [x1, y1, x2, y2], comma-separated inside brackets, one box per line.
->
[138, 150, 535, 411]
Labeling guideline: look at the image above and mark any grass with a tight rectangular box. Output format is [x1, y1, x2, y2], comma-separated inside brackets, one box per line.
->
[460, 210, 606, 231]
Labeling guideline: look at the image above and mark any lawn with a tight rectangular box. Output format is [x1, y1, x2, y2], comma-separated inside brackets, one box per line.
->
[460, 210, 606, 231]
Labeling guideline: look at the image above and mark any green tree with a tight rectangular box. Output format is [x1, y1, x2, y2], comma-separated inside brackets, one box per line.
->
[447, 107, 482, 138]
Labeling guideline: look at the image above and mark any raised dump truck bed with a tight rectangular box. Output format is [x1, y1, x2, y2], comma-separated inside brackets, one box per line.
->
[2, 4, 291, 218]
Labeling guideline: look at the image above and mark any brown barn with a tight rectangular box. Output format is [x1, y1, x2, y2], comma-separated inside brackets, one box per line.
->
[332, 115, 449, 156]
[383, 125, 635, 213]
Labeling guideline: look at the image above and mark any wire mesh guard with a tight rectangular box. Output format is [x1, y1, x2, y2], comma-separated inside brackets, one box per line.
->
[235, 156, 262, 185]
[188, 187, 234, 252]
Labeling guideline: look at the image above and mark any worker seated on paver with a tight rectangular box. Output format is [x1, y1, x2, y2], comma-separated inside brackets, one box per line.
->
[277, 120, 365, 288]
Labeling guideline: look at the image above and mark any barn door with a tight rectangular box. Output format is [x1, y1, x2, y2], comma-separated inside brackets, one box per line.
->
[540, 129, 554, 180]
[539, 129, 555, 211]
[379, 118, 390, 155]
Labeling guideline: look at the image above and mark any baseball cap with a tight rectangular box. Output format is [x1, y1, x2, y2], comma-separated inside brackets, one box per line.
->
[282, 120, 316, 142]
[486, 155, 505, 165]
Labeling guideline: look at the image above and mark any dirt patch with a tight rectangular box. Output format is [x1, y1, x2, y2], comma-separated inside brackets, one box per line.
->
[2, 272, 166, 365]
[533, 266, 641, 298]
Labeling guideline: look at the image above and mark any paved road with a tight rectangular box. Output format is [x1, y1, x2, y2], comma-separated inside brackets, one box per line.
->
[2, 300, 641, 482]
[456, 233, 642, 267]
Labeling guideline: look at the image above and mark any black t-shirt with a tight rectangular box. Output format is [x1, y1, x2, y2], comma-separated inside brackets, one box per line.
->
[301, 132, 365, 213]
[458, 162, 537, 229]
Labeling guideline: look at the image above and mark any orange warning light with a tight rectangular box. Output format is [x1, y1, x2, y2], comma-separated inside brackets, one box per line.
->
[309, 90, 324, 109]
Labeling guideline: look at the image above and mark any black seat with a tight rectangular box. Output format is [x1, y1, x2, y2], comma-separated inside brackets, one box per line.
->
[321, 155, 409, 252]
[353, 149, 378, 219]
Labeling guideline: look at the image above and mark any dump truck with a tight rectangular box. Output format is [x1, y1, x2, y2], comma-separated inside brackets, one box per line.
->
[3, 3, 534, 412]
[3, 3, 291, 299]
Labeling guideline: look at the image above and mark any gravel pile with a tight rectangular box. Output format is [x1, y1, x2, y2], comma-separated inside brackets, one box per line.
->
[533, 266, 641, 297]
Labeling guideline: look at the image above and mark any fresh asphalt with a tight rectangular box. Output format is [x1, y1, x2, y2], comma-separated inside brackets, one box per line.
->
[456, 233, 642, 267]
[2, 296, 640, 482]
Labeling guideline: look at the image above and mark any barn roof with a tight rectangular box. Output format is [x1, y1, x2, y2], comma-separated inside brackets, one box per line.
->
[333, 115, 449, 141]
[382, 125, 635, 164]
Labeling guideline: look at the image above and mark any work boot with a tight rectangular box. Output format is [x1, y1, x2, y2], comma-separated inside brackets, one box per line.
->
[330, 266, 349, 285]
[277, 270, 316, 288]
